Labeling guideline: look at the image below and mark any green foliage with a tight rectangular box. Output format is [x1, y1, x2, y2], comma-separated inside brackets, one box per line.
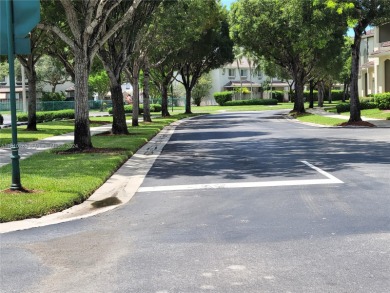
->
[336, 101, 377, 113]
[0, 114, 3, 125]
[224, 99, 278, 106]
[230, 0, 347, 112]
[213, 91, 233, 105]
[192, 73, 212, 106]
[373, 92, 390, 110]
[303, 90, 319, 101]
[271, 91, 285, 102]
[234, 87, 251, 94]
[36, 55, 69, 91]
[41, 92, 66, 101]
[149, 104, 162, 112]
[0, 61, 9, 81]
[107, 104, 162, 115]
[88, 70, 110, 99]
[330, 90, 345, 101]
[17, 110, 75, 122]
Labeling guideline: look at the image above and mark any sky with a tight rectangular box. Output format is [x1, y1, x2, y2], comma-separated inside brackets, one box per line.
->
[221, 0, 235, 9]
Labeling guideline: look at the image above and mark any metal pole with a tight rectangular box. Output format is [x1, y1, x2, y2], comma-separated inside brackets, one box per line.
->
[6, 0, 22, 190]
[21, 63, 27, 112]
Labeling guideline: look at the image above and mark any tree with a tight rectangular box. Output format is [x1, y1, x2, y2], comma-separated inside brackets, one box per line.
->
[333, 0, 390, 122]
[230, 0, 347, 114]
[176, 6, 234, 114]
[192, 73, 212, 106]
[88, 69, 110, 103]
[16, 29, 47, 131]
[36, 55, 69, 93]
[0, 61, 8, 81]
[98, 1, 159, 131]
[145, 0, 233, 116]
[38, 0, 142, 149]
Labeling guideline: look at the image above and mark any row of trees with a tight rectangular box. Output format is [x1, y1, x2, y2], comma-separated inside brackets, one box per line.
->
[14, 0, 234, 149]
[230, 0, 390, 122]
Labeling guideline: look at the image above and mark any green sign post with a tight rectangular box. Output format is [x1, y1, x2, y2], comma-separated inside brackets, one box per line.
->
[0, 0, 40, 190]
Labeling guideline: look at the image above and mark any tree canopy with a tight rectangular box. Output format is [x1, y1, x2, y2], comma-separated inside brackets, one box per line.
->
[230, 0, 347, 113]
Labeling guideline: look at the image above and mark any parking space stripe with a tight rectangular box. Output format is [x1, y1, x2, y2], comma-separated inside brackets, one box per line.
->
[138, 161, 343, 193]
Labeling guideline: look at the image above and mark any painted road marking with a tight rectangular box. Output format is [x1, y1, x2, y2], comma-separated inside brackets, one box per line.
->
[137, 161, 343, 193]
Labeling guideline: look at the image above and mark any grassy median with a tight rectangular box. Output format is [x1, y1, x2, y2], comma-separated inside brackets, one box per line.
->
[0, 114, 195, 222]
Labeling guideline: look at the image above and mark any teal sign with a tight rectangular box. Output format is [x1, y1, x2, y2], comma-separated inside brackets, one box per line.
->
[0, 0, 40, 55]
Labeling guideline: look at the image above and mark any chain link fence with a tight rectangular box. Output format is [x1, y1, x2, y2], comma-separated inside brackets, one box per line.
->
[0, 97, 188, 112]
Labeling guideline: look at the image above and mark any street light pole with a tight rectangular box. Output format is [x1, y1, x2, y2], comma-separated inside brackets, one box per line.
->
[6, 0, 22, 190]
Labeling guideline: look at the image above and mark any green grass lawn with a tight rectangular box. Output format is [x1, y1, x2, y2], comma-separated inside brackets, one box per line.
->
[339, 108, 390, 120]
[0, 115, 196, 222]
[0, 120, 107, 145]
[295, 113, 347, 126]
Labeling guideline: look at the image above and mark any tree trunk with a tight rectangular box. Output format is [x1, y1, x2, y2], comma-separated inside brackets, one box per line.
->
[73, 52, 92, 150]
[110, 81, 128, 134]
[185, 87, 192, 114]
[318, 81, 324, 107]
[328, 84, 332, 104]
[161, 84, 170, 117]
[143, 62, 152, 122]
[292, 71, 305, 113]
[132, 73, 140, 127]
[342, 80, 348, 102]
[309, 79, 314, 109]
[349, 31, 362, 122]
[25, 61, 38, 131]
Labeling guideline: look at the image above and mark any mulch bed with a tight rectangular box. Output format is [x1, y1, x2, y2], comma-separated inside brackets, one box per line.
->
[2, 187, 40, 194]
[338, 121, 376, 127]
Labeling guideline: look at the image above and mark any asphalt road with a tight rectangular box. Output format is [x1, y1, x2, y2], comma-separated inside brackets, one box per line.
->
[1, 111, 390, 293]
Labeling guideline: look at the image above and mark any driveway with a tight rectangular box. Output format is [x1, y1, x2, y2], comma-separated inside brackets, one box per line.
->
[1, 111, 389, 293]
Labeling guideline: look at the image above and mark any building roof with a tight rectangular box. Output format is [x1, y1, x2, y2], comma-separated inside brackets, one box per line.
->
[0, 87, 27, 93]
[370, 47, 390, 57]
[360, 61, 375, 68]
[223, 57, 255, 69]
[224, 80, 262, 88]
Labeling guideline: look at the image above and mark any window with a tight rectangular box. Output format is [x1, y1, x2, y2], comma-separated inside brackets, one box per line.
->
[228, 69, 235, 78]
[240, 69, 247, 79]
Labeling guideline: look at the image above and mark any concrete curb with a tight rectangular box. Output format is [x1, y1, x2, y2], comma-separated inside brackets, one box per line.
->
[0, 118, 189, 234]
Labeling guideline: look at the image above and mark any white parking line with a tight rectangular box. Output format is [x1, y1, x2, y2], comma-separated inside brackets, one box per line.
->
[137, 161, 343, 193]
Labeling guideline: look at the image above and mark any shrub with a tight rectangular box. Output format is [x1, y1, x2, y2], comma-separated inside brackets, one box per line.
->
[224, 99, 278, 106]
[150, 104, 162, 112]
[17, 110, 75, 122]
[330, 90, 345, 101]
[373, 92, 390, 110]
[335, 100, 377, 113]
[303, 90, 319, 102]
[0, 114, 3, 125]
[270, 91, 285, 102]
[41, 92, 66, 101]
[213, 91, 233, 106]
[108, 105, 146, 115]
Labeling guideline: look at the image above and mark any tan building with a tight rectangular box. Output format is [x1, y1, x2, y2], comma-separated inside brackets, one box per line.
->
[359, 23, 390, 97]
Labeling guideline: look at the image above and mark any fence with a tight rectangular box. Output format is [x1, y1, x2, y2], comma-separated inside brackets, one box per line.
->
[0, 100, 112, 112]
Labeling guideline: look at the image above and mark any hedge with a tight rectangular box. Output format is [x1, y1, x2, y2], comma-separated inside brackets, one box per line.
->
[336, 101, 377, 113]
[17, 110, 75, 122]
[213, 91, 233, 106]
[270, 91, 285, 103]
[107, 104, 161, 115]
[373, 92, 390, 110]
[224, 99, 278, 106]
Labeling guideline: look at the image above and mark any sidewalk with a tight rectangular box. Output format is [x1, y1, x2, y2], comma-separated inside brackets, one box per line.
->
[306, 107, 390, 128]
